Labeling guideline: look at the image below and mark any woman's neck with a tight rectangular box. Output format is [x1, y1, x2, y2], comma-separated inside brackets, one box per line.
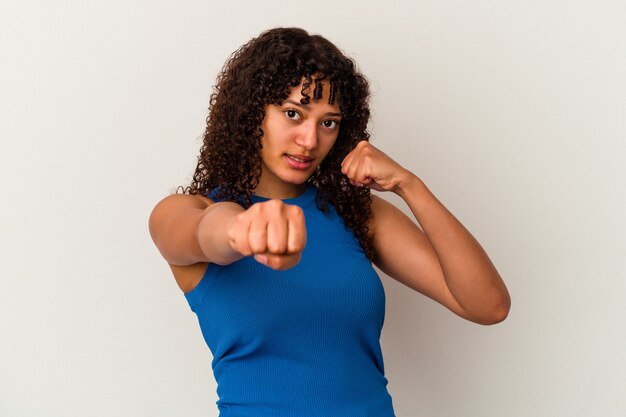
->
[252, 182, 308, 200]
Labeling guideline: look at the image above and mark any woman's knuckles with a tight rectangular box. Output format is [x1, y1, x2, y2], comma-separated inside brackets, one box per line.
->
[248, 238, 267, 254]
[267, 238, 287, 254]
[233, 200, 306, 257]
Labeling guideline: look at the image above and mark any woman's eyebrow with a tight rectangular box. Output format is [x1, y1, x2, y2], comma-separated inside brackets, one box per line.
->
[283, 99, 342, 117]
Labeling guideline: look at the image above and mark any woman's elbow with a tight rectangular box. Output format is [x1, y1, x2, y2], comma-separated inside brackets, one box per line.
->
[477, 293, 511, 325]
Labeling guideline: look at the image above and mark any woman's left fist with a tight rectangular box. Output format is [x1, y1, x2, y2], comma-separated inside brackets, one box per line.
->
[340, 140, 409, 193]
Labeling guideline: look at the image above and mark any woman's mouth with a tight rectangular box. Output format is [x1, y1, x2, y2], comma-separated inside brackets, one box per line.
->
[284, 154, 314, 169]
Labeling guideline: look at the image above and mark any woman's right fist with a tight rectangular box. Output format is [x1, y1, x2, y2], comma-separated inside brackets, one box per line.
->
[226, 199, 306, 270]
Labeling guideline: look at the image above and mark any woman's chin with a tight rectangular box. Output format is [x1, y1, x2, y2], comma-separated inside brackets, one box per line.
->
[280, 170, 315, 185]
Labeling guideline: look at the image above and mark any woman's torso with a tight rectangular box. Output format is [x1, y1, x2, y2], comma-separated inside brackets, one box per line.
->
[173, 185, 396, 416]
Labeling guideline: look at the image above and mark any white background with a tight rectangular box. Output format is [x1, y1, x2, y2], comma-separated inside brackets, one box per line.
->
[1, 1, 625, 416]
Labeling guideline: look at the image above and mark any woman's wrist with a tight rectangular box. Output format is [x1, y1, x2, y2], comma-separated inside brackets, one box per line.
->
[197, 202, 245, 264]
[394, 170, 424, 200]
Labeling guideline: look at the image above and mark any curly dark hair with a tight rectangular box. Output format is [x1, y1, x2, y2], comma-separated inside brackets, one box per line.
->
[182, 27, 375, 260]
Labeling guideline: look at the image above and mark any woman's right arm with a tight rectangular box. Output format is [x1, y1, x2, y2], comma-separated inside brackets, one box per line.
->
[148, 194, 246, 266]
[149, 195, 307, 270]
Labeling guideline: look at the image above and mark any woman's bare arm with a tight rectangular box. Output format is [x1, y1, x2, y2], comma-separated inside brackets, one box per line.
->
[342, 141, 510, 325]
[149, 194, 307, 270]
[370, 181, 510, 325]
[148, 194, 245, 266]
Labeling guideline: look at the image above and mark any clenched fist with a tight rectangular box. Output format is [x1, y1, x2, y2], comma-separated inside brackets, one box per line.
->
[341, 140, 410, 193]
[227, 199, 306, 270]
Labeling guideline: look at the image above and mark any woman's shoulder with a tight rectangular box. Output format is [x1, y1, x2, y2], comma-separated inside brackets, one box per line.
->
[149, 193, 215, 238]
[153, 192, 214, 211]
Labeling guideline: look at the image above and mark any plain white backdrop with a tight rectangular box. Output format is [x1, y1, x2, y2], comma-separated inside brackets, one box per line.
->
[1, 1, 625, 416]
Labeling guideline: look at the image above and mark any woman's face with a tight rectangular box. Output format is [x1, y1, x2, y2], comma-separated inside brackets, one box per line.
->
[256, 79, 342, 198]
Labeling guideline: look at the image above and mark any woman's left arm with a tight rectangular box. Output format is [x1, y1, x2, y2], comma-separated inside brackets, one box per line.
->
[342, 141, 511, 325]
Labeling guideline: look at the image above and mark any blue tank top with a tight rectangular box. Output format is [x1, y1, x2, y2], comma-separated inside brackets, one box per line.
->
[184, 185, 396, 417]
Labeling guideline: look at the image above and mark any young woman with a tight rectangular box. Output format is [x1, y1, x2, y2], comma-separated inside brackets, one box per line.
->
[149, 27, 510, 417]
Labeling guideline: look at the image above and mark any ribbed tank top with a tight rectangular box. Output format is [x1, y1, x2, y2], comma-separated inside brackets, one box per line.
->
[184, 185, 396, 417]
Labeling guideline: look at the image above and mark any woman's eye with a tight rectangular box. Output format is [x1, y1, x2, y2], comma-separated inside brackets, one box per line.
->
[285, 109, 300, 120]
[322, 120, 339, 129]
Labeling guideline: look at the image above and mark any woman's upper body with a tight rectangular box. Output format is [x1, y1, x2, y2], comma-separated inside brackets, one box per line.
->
[148, 26, 510, 416]
[149, 27, 510, 327]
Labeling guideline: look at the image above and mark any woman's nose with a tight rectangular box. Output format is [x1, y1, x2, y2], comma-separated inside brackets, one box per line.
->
[295, 122, 318, 150]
